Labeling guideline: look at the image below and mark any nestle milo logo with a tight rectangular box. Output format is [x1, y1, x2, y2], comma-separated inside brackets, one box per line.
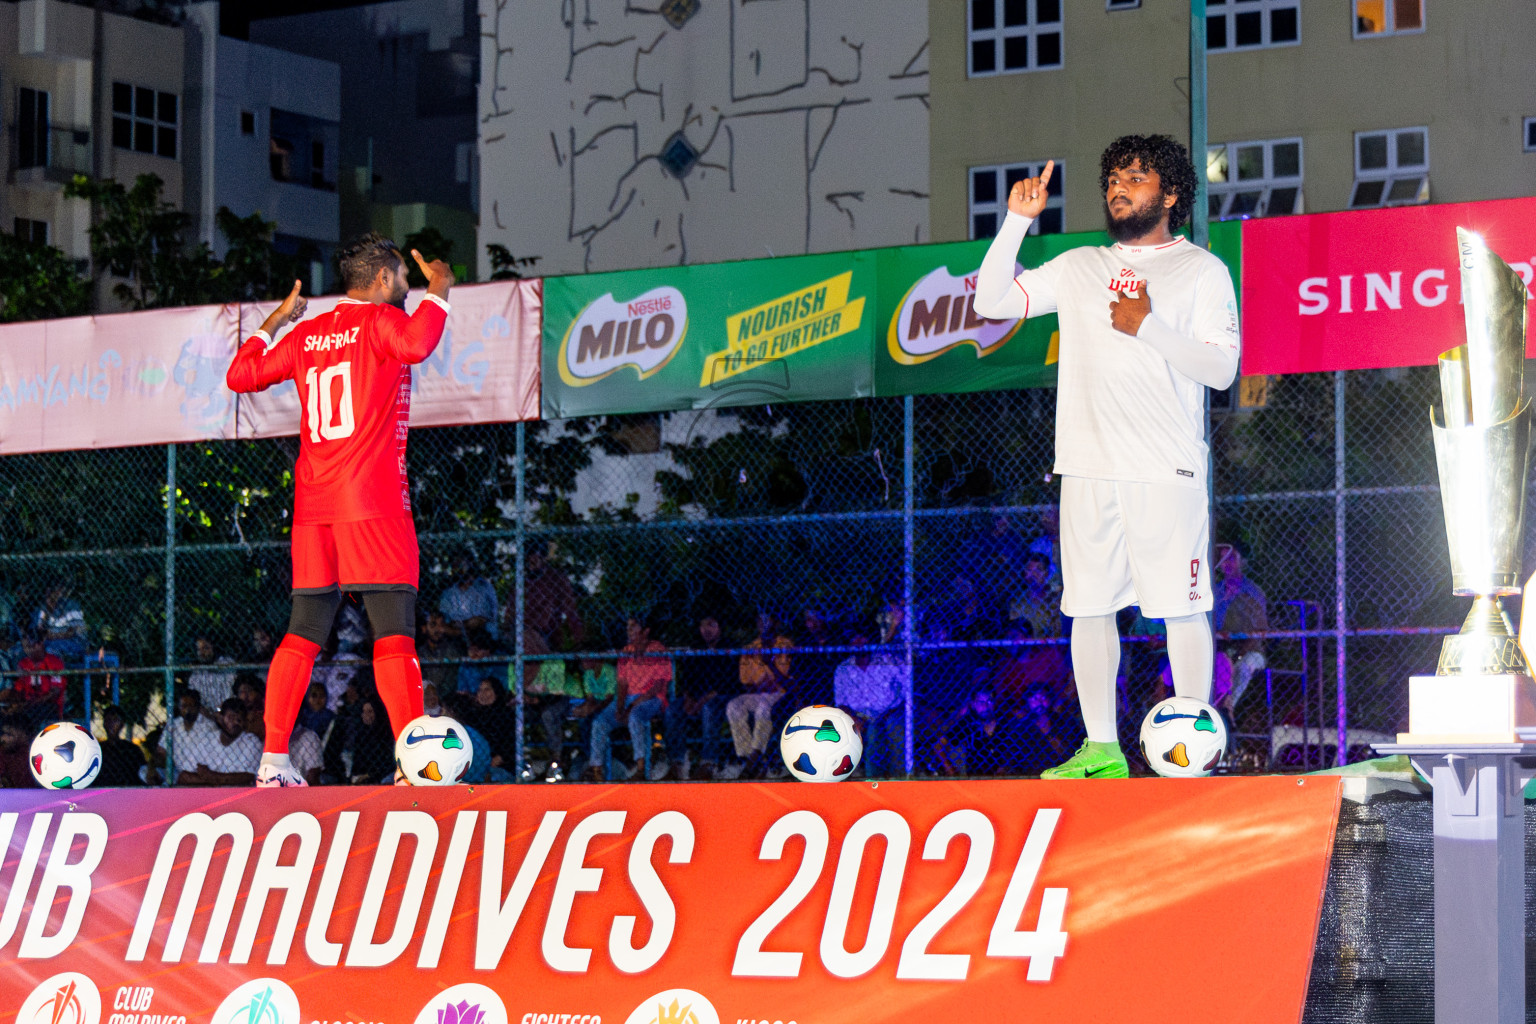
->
[888, 264, 1022, 365]
[558, 286, 688, 386]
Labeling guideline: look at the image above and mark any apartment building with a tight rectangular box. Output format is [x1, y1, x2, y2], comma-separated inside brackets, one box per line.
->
[0, 0, 339, 295]
[930, 0, 1536, 242]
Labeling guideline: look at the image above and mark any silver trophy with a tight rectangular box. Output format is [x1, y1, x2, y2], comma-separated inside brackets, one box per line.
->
[1430, 229, 1532, 677]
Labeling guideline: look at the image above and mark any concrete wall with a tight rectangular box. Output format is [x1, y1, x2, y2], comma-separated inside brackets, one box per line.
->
[478, 0, 931, 278]
[930, 0, 1536, 242]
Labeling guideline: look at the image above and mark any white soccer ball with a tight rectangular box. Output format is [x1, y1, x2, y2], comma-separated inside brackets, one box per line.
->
[29, 722, 102, 790]
[1139, 696, 1228, 778]
[395, 714, 474, 785]
[779, 705, 862, 783]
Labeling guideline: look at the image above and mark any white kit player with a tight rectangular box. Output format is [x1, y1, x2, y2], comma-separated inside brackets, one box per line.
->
[974, 135, 1240, 778]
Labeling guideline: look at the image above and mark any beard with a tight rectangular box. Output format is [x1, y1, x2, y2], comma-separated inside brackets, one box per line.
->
[1104, 194, 1168, 242]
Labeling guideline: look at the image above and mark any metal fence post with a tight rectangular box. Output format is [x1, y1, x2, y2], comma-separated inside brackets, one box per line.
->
[164, 443, 177, 785]
[903, 395, 915, 775]
[513, 420, 527, 778]
[1335, 371, 1348, 765]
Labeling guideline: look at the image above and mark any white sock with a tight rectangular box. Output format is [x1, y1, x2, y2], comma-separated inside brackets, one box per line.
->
[1070, 614, 1120, 743]
[259, 752, 292, 768]
[1165, 613, 1214, 701]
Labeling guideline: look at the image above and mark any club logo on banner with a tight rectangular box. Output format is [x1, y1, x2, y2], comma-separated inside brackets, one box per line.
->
[558, 287, 689, 386]
[413, 984, 509, 1024]
[622, 989, 719, 1024]
[887, 263, 1024, 365]
[20, 973, 101, 1024]
[212, 980, 299, 1024]
[702, 272, 866, 385]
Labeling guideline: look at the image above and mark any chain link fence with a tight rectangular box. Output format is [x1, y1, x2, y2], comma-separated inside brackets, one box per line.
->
[0, 366, 1482, 784]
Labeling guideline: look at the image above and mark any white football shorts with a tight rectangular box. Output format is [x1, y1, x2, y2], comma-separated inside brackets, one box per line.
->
[1058, 475, 1212, 618]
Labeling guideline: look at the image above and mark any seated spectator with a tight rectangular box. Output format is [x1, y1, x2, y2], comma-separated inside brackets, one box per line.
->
[584, 617, 671, 781]
[1157, 650, 1233, 709]
[1014, 685, 1078, 777]
[726, 611, 793, 779]
[6, 633, 67, 727]
[297, 682, 336, 740]
[440, 556, 500, 640]
[663, 614, 738, 780]
[176, 697, 261, 786]
[247, 626, 276, 682]
[440, 692, 513, 784]
[0, 715, 33, 787]
[419, 611, 466, 693]
[234, 673, 265, 742]
[522, 627, 582, 779]
[456, 629, 506, 696]
[185, 634, 236, 710]
[1214, 541, 1269, 720]
[348, 696, 397, 785]
[1029, 506, 1063, 595]
[313, 637, 364, 712]
[513, 542, 584, 649]
[833, 626, 908, 778]
[467, 676, 518, 774]
[1008, 553, 1063, 640]
[289, 722, 324, 786]
[33, 585, 87, 664]
[96, 705, 147, 786]
[422, 681, 445, 717]
[992, 621, 1071, 715]
[933, 687, 1020, 777]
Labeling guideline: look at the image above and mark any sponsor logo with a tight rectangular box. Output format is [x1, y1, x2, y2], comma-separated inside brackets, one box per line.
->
[558, 287, 688, 387]
[701, 273, 865, 385]
[1295, 261, 1536, 317]
[21, 974, 101, 1024]
[623, 990, 719, 1024]
[887, 264, 1023, 365]
[1108, 268, 1146, 297]
[1176, 468, 1194, 478]
[414, 984, 508, 1024]
[212, 980, 299, 1024]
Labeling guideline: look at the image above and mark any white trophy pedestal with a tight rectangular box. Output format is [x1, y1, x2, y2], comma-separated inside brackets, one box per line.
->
[1398, 673, 1536, 744]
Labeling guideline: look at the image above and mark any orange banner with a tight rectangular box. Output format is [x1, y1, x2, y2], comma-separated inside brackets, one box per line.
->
[0, 777, 1340, 1024]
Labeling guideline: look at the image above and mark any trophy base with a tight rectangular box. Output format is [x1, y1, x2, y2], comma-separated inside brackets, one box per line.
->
[1436, 595, 1531, 675]
[1398, 673, 1536, 744]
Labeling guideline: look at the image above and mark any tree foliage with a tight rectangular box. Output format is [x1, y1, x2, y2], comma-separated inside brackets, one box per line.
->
[0, 233, 91, 322]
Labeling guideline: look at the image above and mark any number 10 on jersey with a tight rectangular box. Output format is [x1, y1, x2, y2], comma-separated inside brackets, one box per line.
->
[306, 362, 356, 443]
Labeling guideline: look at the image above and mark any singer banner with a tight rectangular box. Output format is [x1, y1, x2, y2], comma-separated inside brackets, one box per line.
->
[0, 776, 1340, 1024]
[0, 280, 542, 455]
[1241, 196, 1536, 375]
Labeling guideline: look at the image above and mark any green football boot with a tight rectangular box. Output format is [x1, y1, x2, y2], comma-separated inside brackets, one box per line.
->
[1039, 740, 1130, 779]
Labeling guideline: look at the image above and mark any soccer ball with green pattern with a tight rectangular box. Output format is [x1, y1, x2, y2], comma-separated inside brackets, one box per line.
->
[395, 714, 473, 785]
[1139, 696, 1228, 778]
[779, 705, 862, 783]
[30, 722, 102, 789]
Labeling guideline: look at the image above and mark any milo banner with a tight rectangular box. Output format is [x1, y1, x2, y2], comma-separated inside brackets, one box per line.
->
[0, 777, 1339, 1024]
[543, 224, 1244, 416]
[543, 252, 877, 418]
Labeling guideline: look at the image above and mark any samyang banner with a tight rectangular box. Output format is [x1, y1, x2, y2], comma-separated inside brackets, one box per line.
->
[541, 251, 878, 418]
[0, 777, 1339, 1024]
[544, 224, 1245, 416]
[0, 280, 542, 455]
[1241, 196, 1536, 374]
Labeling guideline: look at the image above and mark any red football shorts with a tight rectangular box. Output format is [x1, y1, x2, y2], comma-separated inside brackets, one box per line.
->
[291, 517, 419, 591]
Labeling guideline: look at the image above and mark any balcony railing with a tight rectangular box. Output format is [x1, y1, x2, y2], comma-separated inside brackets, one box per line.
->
[10, 124, 92, 182]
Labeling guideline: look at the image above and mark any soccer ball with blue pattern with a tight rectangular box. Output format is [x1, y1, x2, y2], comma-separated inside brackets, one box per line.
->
[395, 714, 473, 785]
[30, 722, 102, 789]
[1140, 696, 1228, 778]
[779, 705, 862, 783]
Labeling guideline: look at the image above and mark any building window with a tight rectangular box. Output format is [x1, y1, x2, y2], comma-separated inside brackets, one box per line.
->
[1207, 138, 1302, 220]
[1525, 117, 1536, 153]
[112, 81, 177, 158]
[1207, 0, 1299, 51]
[968, 0, 1063, 77]
[1350, 127, 1428, 208]
[969, 160, 1064, 239]
[1106, 0, 1140, 8]
[240, 110, 255, 135]
[1354, 0, 1423, 37]
[269, 107, 337, 190]
[17, 87, 49, 169]
[14, 218, 48, 245]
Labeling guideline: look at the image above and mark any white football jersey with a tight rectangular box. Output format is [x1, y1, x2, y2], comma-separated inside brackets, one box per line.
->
[983, 219, 1240, 490]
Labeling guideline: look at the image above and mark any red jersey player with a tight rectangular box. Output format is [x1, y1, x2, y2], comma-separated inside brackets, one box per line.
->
[226, 233, 454, 786]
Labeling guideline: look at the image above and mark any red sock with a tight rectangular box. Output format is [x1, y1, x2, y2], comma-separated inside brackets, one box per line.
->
[373, 634, 424, 737]
[264, 634, 321, 754]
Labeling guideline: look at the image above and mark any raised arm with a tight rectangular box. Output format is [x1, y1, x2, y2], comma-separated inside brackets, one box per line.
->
[375, 250, 456, 364]
[226, 279, 306, 393]
[974, 162, 1060, 320]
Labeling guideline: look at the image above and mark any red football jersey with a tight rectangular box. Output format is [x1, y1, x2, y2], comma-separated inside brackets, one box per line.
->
[227, 296, 449, 524]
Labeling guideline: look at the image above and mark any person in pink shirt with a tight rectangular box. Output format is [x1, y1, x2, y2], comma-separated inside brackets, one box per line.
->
[584, 617, 671, 780]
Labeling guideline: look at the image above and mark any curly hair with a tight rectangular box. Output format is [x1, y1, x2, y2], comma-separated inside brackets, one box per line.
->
[335, 231, 404, 291]
[1098, 134, 1198, 231]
